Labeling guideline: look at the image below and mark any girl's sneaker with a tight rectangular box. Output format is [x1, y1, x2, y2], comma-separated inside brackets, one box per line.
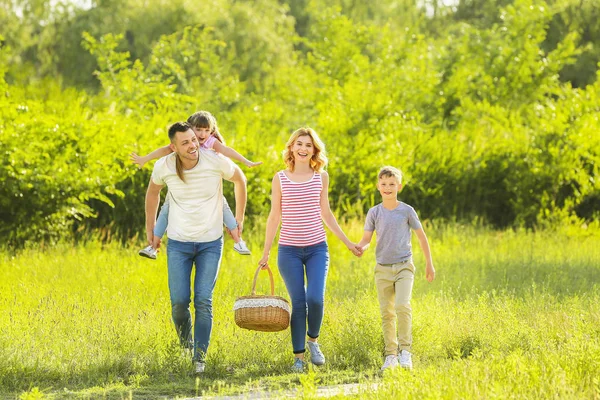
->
[399, 350, 413, 369]
[381, 354, 399, 371]
[233, 240, 251, 255]
[138, 245, 157, 260]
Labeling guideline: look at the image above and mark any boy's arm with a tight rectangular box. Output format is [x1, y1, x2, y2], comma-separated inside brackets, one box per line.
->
[356, 230, 374, 253]
[212, 141, 262, 168]
[130, 145, 173, 168]
[414, 228, 435, 282]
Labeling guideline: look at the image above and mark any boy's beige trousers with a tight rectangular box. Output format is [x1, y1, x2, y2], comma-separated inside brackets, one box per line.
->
[374, 260, 415, 356]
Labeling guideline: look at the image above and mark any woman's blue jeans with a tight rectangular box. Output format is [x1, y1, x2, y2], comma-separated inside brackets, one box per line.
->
[167, 237, 223, 361]
[277, 241, 329, 354]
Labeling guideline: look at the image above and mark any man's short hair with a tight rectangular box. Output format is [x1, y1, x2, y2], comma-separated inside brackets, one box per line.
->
[168, 121, 192, 142]
[378, 166, 403, 184]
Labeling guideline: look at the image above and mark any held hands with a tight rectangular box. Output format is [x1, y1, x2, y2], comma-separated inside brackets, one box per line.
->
[346, 242, 363, 257]
[130, 152, 147, 169]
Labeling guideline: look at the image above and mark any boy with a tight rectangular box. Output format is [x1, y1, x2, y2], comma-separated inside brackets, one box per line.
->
[357, 166, 435, 370]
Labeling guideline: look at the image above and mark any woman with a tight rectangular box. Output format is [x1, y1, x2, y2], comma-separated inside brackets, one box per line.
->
[258, 127, 359, 372]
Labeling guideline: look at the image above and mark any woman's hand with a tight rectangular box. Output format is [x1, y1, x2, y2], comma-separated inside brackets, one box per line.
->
[258, 254, 269, 270]
[345, 241, 362, 257]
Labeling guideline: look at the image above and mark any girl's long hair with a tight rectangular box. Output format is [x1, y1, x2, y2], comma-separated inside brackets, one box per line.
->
[187, 111, 226, 145]
[168, 121, 192, 182]
[283, 127, 327, 172]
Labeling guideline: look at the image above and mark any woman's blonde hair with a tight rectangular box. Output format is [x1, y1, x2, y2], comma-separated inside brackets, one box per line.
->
[283, 127, 328, 172]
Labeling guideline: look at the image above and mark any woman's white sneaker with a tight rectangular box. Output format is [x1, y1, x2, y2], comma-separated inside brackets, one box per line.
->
[307, 341, 325, 366]
[399, 350, 413, 369]
[381, 354, 399, 371]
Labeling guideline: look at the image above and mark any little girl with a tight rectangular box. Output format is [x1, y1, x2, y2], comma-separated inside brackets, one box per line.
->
[130, 111, 261, 259]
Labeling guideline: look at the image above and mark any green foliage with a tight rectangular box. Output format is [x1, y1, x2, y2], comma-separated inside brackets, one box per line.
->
[0, 0, 599, 245]
[0, 70, 127, 246]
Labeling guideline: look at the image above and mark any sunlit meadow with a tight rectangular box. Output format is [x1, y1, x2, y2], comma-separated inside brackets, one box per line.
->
[2, 221, 599, 399]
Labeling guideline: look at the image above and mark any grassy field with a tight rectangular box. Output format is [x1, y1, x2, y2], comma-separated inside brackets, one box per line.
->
[1, 221, 600, 399]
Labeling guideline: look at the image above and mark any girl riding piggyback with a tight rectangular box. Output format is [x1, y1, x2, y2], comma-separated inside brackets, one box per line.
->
[130, 111, 261, 259]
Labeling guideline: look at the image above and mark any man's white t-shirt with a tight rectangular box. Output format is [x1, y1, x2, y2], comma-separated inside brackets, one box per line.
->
[151, 149, 235, 242]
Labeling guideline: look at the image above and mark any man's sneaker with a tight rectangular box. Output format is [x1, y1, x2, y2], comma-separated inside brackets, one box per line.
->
[181, 341, 194, 359]
[381, 354, 399, 371]
[399, 350, 413, 370]
[195, 361, 206, 374]
[291, 357, 307, 373]
[233, 240, 251, 255]
[138, 245, 157, 260]
[307, 341, 325, 366]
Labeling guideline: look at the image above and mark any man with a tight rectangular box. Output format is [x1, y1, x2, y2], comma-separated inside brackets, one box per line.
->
[145, 121, 247, 374]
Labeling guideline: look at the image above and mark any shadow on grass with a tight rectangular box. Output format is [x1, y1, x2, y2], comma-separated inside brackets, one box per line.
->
[3, 360, 370, 399]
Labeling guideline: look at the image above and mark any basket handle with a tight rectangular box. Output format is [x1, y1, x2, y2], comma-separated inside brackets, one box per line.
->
[251, 264, 275, 296]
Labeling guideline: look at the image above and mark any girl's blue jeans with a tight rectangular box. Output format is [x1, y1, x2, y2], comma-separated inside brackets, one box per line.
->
[167, 236, 223, 361]
[277, 241, 329, 354]
[154, 196, 237, 237]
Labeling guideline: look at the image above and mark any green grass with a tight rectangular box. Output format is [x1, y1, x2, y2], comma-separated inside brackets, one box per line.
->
[2, 222, 600, 399]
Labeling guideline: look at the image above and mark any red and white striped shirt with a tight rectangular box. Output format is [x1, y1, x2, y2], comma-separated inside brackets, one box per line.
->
[278, 170, 326, 247]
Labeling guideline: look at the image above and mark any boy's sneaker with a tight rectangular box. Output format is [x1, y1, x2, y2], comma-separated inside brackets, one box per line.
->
[233, 240, 251, 255]
[307, 341, 325, 366]
[138, 245, 157, 260]
[399, 350, 413, 370]
[195, 361, 206, 374]
[381, 354, 399, 371]
[291, 358, 307, 373]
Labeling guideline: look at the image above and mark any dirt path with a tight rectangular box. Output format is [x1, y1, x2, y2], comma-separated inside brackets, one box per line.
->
[186, 382, 382, 399]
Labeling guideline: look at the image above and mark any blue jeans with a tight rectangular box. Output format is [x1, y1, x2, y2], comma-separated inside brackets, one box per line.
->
[277, 241, 329, 354]
[154, 197, 237, 238]
[167, 237, 223, 361]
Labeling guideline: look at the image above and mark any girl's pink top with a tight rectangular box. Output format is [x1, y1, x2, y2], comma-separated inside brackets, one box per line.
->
[278, 170, 326, 247]
[202, 135, 217, 149]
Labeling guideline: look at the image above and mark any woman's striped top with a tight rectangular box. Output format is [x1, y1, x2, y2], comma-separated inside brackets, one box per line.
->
[278, 170, 326, 247]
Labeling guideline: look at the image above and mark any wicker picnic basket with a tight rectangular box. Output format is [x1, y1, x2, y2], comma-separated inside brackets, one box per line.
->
[233, 265, 291, 332]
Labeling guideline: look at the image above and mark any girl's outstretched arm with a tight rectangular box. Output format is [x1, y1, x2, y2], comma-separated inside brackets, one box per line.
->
[212, 141, 262, 168]
[130, 145, 173, 168]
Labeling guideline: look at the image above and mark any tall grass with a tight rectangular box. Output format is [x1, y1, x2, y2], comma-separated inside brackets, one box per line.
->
[2, 222, 599, 398]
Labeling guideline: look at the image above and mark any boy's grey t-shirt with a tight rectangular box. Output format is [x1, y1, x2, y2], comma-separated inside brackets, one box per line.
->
[364, 202, 423, 264]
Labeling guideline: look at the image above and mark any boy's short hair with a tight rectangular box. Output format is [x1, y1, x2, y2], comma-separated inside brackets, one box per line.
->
[378, 166, 403, 184]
